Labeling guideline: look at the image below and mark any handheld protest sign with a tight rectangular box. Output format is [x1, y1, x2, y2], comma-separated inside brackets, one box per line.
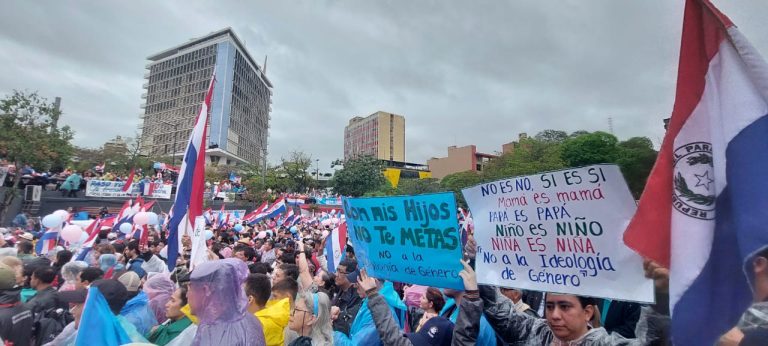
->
[462, 164, 654, 303]
[343, 192, 464, 289]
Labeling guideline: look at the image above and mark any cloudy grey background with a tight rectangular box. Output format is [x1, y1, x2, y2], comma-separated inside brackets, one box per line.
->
[2, 1, 767, 173]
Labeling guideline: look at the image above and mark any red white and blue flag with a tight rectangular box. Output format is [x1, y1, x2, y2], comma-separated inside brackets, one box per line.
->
[121, 168, 136, 192]
[325, 221, 347, 273]
[624, 1, 768, 344]
[243, 201, 268, 223]
[248, 198, 286, 225]
[166, 75, 214, 270]
[35, 229, 60, 255]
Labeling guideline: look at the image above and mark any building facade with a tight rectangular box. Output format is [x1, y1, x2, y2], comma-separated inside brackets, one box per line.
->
[343, 111, 405, 161]
[102, 136, 128, 157]
[139, 28, 272, 166]
[427, 145, 497, 179]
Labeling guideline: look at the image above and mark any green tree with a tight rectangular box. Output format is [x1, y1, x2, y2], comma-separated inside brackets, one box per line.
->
[280, 151, 313, 193]
[395, 178, 444, 195]
[483, 137, 566, 180]
[534, 129, 569, 143]
[616, 137, 657, 198]
[331, 156, 386, 197]
[560, 131, 619, 167]
[440, 171, 484, 207]
[0, 90, 74, 223]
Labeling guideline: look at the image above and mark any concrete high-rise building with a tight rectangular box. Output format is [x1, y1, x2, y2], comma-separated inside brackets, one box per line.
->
[139, 28, 272, 166]
[343, 111, 405, 161]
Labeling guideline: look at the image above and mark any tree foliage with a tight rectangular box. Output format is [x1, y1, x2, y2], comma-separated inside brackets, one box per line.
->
[560, 131, 619, 167]
[0, 90, 75, 222]
[331, 156, 386, 197]
[0, 91, 74, 170]
[436, 129, 657, 201]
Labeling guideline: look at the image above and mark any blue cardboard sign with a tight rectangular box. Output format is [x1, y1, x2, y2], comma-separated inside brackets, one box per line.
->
[342, 192, 464, 289]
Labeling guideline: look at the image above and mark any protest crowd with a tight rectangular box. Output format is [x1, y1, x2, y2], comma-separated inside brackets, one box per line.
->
[0, 204, 683, 346]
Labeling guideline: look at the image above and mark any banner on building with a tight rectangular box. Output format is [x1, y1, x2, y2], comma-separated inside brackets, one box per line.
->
[343, 192, 464, 289]
[85, 180, 172, 199]
[462, 164, 654, 303]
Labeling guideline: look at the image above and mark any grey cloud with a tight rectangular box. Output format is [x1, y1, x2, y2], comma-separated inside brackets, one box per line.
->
[2, 1, 768, 174]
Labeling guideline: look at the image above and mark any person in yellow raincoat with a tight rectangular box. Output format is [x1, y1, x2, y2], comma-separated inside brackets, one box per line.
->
[246, 272, 290, 346]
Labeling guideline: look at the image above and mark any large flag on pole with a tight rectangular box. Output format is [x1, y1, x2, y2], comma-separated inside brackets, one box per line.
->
[624, 1, 768, 344]
[166, 75, 214, 271]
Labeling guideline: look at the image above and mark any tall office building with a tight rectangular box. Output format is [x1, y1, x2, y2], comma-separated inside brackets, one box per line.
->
[343, 111, 405, 161]
[139, 28, 272, 166]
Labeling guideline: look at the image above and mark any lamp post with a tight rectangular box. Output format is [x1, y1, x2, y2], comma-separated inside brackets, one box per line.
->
[158, 120, 179, 167]
[315, 159, 320, 181]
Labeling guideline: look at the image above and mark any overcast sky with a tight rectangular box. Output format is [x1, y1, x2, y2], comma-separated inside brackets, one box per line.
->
[2, 1, 768, 173]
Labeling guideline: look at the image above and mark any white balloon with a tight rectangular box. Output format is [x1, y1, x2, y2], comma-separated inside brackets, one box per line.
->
[41, 214, 63, 229]
[146, 212, 159, 225]
[52, 209, 69, 219]
[119, 223, 133, 234]
[61, 225, 83, 243]
[78, 230, 89, 243]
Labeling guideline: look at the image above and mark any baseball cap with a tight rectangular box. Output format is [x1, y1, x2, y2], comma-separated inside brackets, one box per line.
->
[406, 317, 454, 346]
[60, 289, 88, 304]
[91, 279, 128, 314]
[118, 271, 142, 292]
[0, 264, 16, 290]
[19, 233, 33, 241]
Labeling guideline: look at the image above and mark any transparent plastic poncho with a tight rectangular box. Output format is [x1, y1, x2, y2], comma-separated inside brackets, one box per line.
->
[143, 273, 176, 324]
[188, 258, 265, 346]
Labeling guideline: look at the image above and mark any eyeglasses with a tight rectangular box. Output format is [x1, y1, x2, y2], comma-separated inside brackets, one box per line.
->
[292, 308, 311, 316]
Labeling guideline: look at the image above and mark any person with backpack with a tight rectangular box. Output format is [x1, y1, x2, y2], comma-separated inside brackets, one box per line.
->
[25, 267, 69, 346]
[25, 267, 66, 315]
[0, 263, 33, 346]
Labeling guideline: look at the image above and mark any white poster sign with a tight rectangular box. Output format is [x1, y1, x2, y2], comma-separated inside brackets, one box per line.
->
[189, 216, 210, 270]
[462, 164, 654, 303]
[85, 180, 172, 199]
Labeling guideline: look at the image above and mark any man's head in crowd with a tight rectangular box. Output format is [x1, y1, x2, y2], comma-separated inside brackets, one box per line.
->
[30, 266, 56, 291]
[77, 267, 104, 290]
[125, 240, 140, 260]
[545, 294, 596, 342]
[17, 241, 33, 255]
[345, 246, 356, 261]
[335, 258, 357, 290]
[165, 284, 189, 321]
[272, 279, 299, 307]
[750, 246, 768, 302]
[273, 263, 299, 283]
[245, 273, 271, 314]
[234, 246, 256, 262]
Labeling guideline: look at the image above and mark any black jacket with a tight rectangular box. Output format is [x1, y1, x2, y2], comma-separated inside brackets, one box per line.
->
[24, 286, 66, 316]
[331, 286, 363, 336]
[598, 299, 641, 338]
[0, 288, 33, 346]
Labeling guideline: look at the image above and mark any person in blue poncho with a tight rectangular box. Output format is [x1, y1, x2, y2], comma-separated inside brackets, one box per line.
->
[118, 271, 157, 335]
